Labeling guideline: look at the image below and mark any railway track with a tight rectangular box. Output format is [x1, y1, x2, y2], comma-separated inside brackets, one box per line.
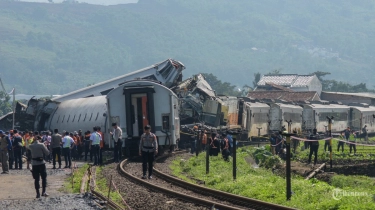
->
[118, 151, 296, 210]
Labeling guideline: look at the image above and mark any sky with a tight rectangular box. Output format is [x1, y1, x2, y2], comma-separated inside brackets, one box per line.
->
[19, 0, 138, 5]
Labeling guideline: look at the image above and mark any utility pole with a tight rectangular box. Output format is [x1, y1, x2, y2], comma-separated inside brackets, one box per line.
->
[282, 119, 294, 201]
[12, 88, 15, 129]
[327, 116, 334, 169]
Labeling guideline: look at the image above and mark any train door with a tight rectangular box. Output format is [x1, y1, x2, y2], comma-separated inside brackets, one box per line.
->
[124, 86, 155, 156]
[131, 94, 150, 137]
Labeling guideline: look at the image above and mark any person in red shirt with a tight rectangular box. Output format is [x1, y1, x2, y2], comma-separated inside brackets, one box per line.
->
[97, 126, 104, 165]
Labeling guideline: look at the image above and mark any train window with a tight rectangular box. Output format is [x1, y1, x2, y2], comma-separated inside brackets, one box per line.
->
[62, 115, 65, 123]
[253, 113, 268, 124]
[78, 114, 81, 122]
[89, 113, 93, 121]
[72, 115, 75, 122]
[57, 115, 60, 123]
[319, 112, 347, 121]
[95, 112, 99, 121]
[67, 115, 70, 123]
[84, 113, 87, 121]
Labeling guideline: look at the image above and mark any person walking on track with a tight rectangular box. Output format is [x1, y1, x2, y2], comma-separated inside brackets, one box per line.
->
[139, 125, 158, 179]
[29, 135, 50, 198]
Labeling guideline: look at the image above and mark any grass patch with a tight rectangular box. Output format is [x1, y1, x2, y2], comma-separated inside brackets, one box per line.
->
[63, 164, 89, 193]
[171, 147, 375, 210]
[95, 166, 126, 209]
[293, 138, 375, 163]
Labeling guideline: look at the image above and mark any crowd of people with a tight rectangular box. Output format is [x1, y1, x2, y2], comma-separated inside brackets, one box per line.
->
[268, 126, 368, 165]
[189, 125, 234, 161]
[0, 127, 106, 173]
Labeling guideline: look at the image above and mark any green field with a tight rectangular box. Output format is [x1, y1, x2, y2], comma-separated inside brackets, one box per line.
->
[171, 147, 375, 210]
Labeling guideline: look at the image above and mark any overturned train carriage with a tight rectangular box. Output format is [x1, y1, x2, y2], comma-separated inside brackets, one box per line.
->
[44, 80, 179, 156]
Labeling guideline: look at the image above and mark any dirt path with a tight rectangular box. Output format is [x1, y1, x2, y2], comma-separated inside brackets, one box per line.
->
[0, 161, 85, 200]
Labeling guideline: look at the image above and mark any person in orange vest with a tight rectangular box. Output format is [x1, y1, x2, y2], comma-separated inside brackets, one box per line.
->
[97, 126, 104, 165]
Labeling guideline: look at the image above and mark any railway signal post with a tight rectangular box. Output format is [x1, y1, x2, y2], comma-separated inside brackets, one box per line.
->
[327, 116, 334, 169]
[282, 120, 295, 201]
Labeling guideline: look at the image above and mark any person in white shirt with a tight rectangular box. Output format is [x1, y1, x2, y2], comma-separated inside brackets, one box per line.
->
[89, 127, 102, 166]
[62, 132, 75, 168]
[110, 123, 122, 163]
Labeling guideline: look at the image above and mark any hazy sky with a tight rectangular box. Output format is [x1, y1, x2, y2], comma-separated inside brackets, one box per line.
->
[19, 0, 138, 5]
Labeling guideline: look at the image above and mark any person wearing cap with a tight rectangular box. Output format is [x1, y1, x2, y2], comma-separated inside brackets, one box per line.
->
[62, 132, 75, 168]
[89, 127, 102, 166]
[29, 135, 50, 198]
[0, 130, 12, 174]
[110, 123, 123, 163]
[12, 130, 23, 170]
[139, 125, 158, 179]
[51, 129, 62, 169]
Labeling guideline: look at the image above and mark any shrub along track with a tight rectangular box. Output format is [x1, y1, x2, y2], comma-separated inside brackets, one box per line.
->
[119, 151, 295, 210]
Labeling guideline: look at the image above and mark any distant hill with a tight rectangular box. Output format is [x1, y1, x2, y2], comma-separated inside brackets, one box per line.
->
[0, 0, 374, 94]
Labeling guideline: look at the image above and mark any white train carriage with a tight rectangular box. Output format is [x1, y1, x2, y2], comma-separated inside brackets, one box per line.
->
[106, 80, 180, 156]
[349, 104, 375, 134]
[48, 96, 107, 138]
[47, 80, 179, 156]
[302, 102, 349, 133]
[269, 103, 303, 132]
[242, 101, 270, 138]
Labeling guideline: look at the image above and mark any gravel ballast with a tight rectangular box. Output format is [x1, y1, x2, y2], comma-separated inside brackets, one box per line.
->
[0, 194, 102, 210]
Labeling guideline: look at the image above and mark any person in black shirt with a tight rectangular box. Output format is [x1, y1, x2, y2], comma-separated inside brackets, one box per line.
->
[308, 129, 320, 165]
[12, 130, 23, 170]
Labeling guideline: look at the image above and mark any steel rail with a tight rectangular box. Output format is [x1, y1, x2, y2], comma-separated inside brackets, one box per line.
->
[118, 158, 245, 210]
[153, 168, 296, 210]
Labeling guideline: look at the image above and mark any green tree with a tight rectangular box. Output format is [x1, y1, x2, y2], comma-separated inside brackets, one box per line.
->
[252, 72, 261, 88]
[0, 91, 12, 116]
[202, 73, 240, 96]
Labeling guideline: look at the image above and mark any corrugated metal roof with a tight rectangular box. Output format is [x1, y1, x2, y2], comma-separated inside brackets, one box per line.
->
[291, 76, 314, 87]
[247, 91, 319, 102]
[323, 91, 375, 99]
[257, 75, 297, 86]
[257, 74, 315, 87]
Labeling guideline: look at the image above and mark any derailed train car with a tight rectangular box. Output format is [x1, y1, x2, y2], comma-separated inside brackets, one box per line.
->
[242, 101, 270, 138]
[349, 103, 375, 133]
[302, 102, 349, 133]
[269, 102, 303, 132]
[46, 79, 179, 156]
